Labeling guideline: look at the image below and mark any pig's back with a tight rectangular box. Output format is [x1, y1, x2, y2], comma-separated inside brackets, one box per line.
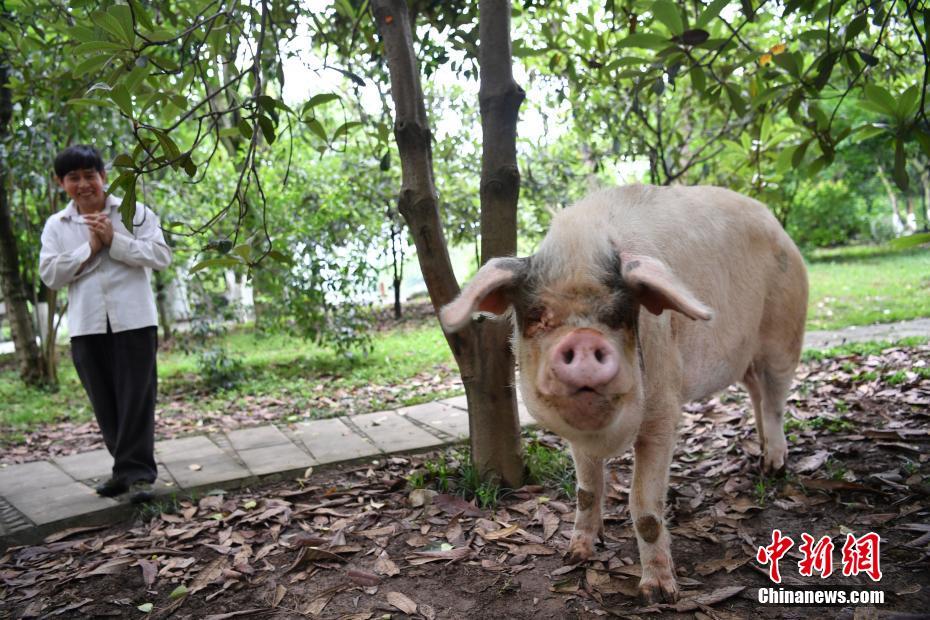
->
[564, 185, 808, 401]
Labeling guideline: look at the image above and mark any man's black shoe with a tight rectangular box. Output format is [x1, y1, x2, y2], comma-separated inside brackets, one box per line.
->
[129, 481, 155, 504]
[95, 477, 128, 497]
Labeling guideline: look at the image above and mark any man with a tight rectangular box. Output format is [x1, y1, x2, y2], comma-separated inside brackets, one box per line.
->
[40, 145, 172, 503]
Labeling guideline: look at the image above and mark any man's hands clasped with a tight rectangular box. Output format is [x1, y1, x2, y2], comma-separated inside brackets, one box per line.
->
[84, 212, 114, 254]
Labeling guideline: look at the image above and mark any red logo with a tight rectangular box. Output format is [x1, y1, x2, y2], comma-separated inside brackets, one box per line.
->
[841, 532, 882, 582]
[757, 530, 882, 583]
[757, 529, 794, 584]
[798, 533, 834, 578]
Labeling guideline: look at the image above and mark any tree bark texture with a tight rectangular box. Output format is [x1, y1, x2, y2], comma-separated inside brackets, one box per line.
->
[473, 0, 526, 487]
[372, 0, 524, 486]
[154, 269, 173, 341]
[0, 64, 47, 385]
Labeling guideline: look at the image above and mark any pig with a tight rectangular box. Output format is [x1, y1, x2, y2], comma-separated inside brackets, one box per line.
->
[439, 184, 808, 603]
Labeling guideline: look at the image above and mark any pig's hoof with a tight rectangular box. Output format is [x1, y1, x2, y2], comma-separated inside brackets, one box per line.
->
[565, 534, 595, 564]
[638, 576, 679, 605]
[760, 453, 787, 477]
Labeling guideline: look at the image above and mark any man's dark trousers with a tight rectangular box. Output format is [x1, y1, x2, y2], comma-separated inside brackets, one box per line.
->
[71, 324, 158, 484]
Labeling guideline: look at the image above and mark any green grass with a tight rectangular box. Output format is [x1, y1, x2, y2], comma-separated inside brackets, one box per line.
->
[801, 336, 927, 362]
[806, 245, 930, 330]
[0, 321, 455, 436]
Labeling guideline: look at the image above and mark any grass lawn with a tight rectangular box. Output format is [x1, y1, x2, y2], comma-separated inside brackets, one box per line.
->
[0, 319, 456, 437]
[805, 245, 930, 330]
[1, 243, 927, 439]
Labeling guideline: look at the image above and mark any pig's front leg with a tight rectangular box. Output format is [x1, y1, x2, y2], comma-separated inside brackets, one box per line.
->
[566, 444, 604, 564]
[631, 425, 678, 604]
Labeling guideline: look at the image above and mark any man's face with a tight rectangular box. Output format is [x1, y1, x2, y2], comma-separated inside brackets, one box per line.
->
[57, 168, 107, 213]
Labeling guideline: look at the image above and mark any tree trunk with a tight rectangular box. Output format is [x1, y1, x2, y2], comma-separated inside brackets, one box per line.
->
[877, 165, 904, 234]
[474, 0, 525, 486]
[0, 63, 48, 385]
[154, 269, 173, 341]
[372, 0, 524, 486]
[390, 221, 403, 319]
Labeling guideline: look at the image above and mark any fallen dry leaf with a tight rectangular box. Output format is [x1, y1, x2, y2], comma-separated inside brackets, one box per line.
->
[386, 591, 418, 615]
[674, 585, 746, 611]
[373, 551, 400, 577]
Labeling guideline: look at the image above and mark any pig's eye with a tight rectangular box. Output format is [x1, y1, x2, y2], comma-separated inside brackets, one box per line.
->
[523, 306, 550, 336]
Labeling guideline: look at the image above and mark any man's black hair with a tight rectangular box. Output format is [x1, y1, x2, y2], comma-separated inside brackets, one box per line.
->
[54, 145, 105, 178]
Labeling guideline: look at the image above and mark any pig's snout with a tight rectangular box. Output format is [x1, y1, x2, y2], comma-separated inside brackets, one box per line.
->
[550, 329, 620, 392]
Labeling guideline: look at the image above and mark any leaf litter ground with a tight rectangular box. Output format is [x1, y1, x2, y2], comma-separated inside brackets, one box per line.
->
[1, 344, 928, 618]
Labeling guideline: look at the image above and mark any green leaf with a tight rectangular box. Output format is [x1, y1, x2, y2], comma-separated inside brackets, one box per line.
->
[851, 123, 888, 143]
[857, 50, 878, 67]
[889, 233, 930, 250]
[772, 52, 800, 78]
[304, 93, 340, 110]
[108, 4, 136, 46]
[845, 14, 868, 41]
[775, 145, 797, 174]
[689, 66, 705, 94]
[256, 94, 277, 114]
[112, 153, 135, 168]
[379, 151, 390, 171]
[238, 119, 253, 140]
[128, 0, 154, 30]
[305, 118, 327, 143]
[258, 115, 276, 144]
[897, 84, 920, 119]
[73, 41, 125, 55]
[696, 0, 729, 27]
[893, 137, 908, 191]
[189, 257, 242, 275]
[180, 154, 197, 178]
[119, 177, 137, 231]
[72, 55, 112, 78]
[862, 84, 897, 116]
[232, 244, 252, 262]
[67, 25, 100, 43]
[332, 121, 362, 141]
[652, 1, 684, 35]
[616, 33, 671, 50]
[751, 86, 782, 108]
[109, 85, 133, 117]
[151, 129, 181, 160]
[266, 250, 293, 265]
[123, 65, 150, 93]
[137, 603, 153, 613]
[725, 84, 747, 116]
[169, 585, 188, 600]
[791, 139, 811, 167]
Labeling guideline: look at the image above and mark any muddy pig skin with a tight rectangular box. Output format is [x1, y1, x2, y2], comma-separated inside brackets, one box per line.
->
[439, 184, 808, 603]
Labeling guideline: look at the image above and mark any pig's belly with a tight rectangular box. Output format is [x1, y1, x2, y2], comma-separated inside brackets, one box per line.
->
[680, 345, 753, 403]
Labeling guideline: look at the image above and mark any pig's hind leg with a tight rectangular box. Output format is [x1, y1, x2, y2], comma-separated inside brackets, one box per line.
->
[743, 361, 791, 476]
[565, 445, 604, 564]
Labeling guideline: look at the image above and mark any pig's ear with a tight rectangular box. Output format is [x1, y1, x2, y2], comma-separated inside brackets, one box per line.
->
[620, 253, 713, 321]
[439, 257, 527, 332]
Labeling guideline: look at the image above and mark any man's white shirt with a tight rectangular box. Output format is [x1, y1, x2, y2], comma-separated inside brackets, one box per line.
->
[39, 195, 172, 337]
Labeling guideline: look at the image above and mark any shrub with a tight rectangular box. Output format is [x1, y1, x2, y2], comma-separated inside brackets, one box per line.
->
[787, 179, 867, 248]
[196, 346, 244, 391]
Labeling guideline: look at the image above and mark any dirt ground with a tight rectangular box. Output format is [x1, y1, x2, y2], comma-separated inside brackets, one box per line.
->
[1, 345, 928, 619]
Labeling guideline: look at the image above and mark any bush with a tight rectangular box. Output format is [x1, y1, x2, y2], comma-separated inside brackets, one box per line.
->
[787, 179, 867, 248]
[196, 346, 244, 391]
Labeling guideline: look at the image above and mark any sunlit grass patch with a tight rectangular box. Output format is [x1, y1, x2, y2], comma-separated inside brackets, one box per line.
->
[806, 245, 930, 330]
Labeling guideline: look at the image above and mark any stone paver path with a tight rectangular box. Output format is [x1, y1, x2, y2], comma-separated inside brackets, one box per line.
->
[0, 397, 536, 547]
[1, 318, 927, 548]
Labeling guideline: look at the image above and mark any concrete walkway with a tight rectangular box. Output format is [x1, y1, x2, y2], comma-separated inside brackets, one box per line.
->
[1, 319, 926, 548]
[0, 396, 535, 547]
